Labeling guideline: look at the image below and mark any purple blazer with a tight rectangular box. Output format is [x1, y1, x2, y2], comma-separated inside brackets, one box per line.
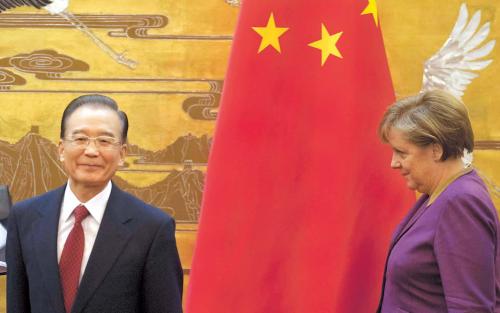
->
[378, 170, 500, 313]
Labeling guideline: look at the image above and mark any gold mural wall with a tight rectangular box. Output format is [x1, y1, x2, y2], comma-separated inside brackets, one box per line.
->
[380, 0, 500, 208]
[0, 0, 239, 310]
[1, 0, 500, 311]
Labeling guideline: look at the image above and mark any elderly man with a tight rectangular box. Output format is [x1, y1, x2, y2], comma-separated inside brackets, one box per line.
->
[6, 94, 183, 313]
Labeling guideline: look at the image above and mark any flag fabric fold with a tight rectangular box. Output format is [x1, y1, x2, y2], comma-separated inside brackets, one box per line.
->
[187, 0, 414, 312]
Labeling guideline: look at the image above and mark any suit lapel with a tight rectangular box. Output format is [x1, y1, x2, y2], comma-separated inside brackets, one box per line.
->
[32, 186, 67, 313]
[72, 185, 133, 313]
[389, 194, 429, 252]
[376, 195, 430, 313]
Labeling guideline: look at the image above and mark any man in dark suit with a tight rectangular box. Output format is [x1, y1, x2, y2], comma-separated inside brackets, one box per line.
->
[6, 94, 183, 313]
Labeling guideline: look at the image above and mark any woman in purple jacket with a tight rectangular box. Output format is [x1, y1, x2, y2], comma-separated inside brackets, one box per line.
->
[376, 89, 500, 313]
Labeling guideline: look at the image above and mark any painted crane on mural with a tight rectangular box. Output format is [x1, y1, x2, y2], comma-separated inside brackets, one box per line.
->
[0, 0, 137, 69]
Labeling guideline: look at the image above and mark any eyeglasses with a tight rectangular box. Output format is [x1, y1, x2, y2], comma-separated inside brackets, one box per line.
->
[64, 135, 122, 150]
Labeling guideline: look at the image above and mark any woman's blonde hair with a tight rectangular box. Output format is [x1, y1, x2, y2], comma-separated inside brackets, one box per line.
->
[378, 89, 474, 161]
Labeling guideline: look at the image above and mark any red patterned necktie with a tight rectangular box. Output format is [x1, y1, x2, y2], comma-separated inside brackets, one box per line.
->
[59, 204, 89, 313]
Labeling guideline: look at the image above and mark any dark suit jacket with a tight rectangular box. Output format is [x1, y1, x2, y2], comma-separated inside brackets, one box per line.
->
[377, 170, 500, 313]
[6, 184, 183, 313]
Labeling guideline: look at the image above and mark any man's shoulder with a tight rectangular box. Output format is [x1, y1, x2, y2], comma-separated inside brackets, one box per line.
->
[12, 185, 65, 213]
[111, 184, 173, 223]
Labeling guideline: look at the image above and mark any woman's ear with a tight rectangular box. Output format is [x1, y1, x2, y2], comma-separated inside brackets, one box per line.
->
[432, 143, 444, 161]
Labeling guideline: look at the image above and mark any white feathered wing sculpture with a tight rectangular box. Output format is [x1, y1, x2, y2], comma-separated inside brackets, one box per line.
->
[421, 3, 495, 167]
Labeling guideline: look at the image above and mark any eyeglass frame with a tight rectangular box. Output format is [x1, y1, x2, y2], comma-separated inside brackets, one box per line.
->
[63, 135, 124, 150]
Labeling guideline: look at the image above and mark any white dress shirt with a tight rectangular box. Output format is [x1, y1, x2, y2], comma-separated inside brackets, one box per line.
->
[57, 181, 111, 281]
[0, 222, 6, 267]
[0, 222, 6, 250]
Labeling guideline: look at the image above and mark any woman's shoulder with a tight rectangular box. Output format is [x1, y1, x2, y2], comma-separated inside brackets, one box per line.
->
[439, 170, 491, 202]
[435, 169, 497, 222]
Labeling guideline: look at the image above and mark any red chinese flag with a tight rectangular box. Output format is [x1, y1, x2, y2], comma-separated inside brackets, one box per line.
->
[187, 0, 414, 312]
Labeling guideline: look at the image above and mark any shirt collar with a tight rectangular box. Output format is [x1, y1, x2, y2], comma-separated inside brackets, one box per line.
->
[61, 181, 112, 224]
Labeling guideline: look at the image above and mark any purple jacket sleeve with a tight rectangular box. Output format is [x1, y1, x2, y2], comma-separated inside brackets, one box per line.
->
[434, 193, 498, 313]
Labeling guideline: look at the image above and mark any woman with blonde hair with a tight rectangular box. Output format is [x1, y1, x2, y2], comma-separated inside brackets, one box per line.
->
[377, 90, 500, 312]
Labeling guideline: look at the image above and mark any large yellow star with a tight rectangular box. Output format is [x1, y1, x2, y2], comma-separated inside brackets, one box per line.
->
[362, 0, 379, 27]
[308, 24, 343, 66]
[252, 13, 289, 53]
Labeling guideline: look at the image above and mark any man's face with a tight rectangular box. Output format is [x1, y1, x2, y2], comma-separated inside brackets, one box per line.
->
[58, 105, 126, 191]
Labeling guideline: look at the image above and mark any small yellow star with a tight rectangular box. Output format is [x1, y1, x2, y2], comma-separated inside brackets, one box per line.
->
[362, 0, 379, 27]
[308, 23, 343, 66]
[252, 13, 289, 53]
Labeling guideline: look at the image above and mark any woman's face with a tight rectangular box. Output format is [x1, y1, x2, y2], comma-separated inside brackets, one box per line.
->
[386, 128, 441, 195]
